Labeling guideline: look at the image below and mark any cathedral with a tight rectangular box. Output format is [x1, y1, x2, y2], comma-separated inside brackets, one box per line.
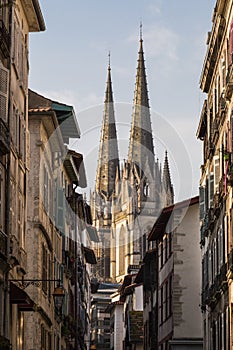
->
[91, 32, 174, 282]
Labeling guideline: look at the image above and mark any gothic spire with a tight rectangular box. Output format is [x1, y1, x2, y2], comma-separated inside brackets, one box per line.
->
[127, 29, 154, 174]
[162, 151, 174, 206]
[95, 58, 119, 198]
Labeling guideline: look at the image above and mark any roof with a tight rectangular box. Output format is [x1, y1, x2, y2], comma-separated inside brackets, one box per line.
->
[105, 300, 124, 313]
[28, 90, 80, 143]
[148, 196, 199, 241]
[22, 0, 45, 32]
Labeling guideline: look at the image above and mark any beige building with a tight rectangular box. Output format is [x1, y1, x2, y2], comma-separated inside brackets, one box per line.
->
[147, 197, 203, 350]
[197, 0, 233, 348]
[25, 90, 96, 350]
[0, 1, 45, 349]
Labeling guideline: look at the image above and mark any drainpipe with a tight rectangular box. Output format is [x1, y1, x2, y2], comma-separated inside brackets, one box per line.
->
[73, 185, 78, 350]
[3, 0, 14, 342]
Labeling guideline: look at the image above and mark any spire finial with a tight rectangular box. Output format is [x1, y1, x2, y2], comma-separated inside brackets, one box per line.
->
[108, 51, 111, 68]
[140, 20, 143, 41]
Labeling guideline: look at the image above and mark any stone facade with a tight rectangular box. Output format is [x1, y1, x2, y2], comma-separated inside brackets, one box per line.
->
[197, 0, 233, 348]
[25, 90, 96, 350]
[0, 1, 44, 349]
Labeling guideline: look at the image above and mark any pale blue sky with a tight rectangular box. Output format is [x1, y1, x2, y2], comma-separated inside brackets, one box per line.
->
[29, 0, 216, 201]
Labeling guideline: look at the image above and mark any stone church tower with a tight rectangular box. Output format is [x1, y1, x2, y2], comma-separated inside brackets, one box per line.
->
[91, 34, 174, 282]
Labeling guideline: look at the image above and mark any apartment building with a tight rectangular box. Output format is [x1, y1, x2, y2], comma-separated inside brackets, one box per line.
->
[149, 197, 202, 350]
[197, 1, 233, 348]
[25, 90, 96, 350]
[0, 1, 45, 348]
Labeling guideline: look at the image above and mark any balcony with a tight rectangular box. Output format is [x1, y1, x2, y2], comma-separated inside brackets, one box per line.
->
[0, 118, 10, 155]
[0, 19, 10, 58]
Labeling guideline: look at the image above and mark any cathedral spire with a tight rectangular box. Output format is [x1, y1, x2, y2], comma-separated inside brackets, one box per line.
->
[95, 58, 119, 198]
[127, 28, 154, 173]
[162, 151, 174, 206]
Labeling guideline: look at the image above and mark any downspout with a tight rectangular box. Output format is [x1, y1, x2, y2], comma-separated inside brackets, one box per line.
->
[73, 185, 78, 350]
[3, 0, 14, 342]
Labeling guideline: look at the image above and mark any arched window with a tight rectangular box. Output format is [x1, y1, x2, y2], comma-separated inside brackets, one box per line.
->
[143, 181, 150, 197]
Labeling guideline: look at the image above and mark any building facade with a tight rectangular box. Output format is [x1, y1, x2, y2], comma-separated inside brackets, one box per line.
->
[197, 0, 233, 348]
[146, 197, 202, 350]
[0, 1, 45, 348]
[91, 34, 174, 283]
[90, 282, 119, 350]
[25, 90, 96, 350]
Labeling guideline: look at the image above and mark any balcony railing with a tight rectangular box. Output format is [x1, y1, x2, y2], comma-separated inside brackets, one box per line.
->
[0, 19, 10, 58]
[0, 118, 10, 155]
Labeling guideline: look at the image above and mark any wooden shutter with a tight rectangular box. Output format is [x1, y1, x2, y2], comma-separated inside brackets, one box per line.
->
[56, 187, 65, 234]
[0, 64, 9, 122]
[199, 186, 205, 220]
[214, 156, 220, 193]
[230, 18, 233, 63]
[209, 173, 214, 207]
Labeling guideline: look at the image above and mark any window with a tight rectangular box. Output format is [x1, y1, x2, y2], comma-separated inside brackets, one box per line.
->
[47, 333, 52, 350]
[119, 226, 125, 276]
[143, 181, 150, 197]
[159, 240, 163, 269]
[41, 324, 46, 350]
[160, 286, 163, 324]
[165, 281, 168, 319]
[168, 232, 172, 256]
[229, 17, 233, 64]
[168, 276, 172, 317]
[0, 165, 5, 231]
[199, 186, 205, 220]
[214, 156, 220, 194]
[43, 166, 48, 212]
[0, 63, 9, 123]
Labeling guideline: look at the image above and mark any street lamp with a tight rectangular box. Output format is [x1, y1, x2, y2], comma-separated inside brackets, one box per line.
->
[53, 285, 65, 312]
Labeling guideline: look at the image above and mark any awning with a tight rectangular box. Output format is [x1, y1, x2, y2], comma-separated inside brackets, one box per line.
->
[63, 150, 87, 188]
[83, 246, 97, 265]
[10, 283, 35, 311]
[86, 225, 99, 242]
[52, 102, 80, 143]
